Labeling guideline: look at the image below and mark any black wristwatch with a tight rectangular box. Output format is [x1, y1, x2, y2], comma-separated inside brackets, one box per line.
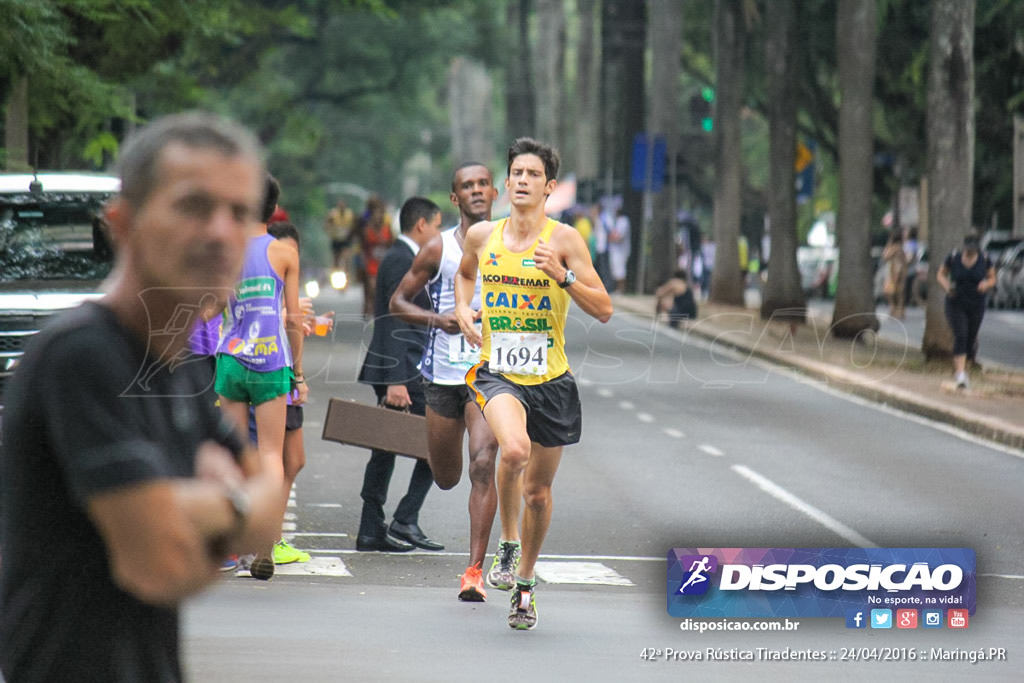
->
[559, 269, 576, 288]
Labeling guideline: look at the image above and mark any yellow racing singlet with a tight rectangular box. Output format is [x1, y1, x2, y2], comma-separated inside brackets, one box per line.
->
[479, 218, 570, 385]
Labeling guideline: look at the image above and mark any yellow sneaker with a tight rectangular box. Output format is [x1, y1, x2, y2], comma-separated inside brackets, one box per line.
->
[273, 539, 311, 565]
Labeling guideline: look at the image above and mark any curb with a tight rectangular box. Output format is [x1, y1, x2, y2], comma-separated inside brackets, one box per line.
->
[612, 296, 1024, 452]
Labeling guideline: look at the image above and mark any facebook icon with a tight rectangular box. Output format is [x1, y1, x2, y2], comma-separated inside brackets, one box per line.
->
[846, 610, 867, 629]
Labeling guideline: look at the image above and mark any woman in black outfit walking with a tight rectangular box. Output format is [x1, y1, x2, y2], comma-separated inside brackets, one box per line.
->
[936, 234, 996, 389]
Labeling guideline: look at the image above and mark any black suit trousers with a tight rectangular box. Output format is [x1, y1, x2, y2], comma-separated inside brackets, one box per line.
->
[357, 384, 434, 537]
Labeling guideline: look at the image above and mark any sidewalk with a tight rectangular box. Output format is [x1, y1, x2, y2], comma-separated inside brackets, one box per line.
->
[614, 294, 1024, 451]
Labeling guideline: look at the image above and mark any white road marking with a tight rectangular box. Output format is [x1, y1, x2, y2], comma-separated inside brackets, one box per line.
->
[534, 561, 634, 586]
[288, 532, 350, 538]
[236, 557, 351, 578]
[283, 512, 297, 521]
[578, 377, 593, 387]
[637, 412, 654, 423]
[304, 420, 323, 429]
[597, 388, 614, 398]
[307, 549, 663, 561]
[731, 464, 878, 548]
[664, 428, 685, 438]
[281, 522, 296, 532]
[979, 573, 1024, 580]
[698, 444, 724, 457]
[619, 400, 635, 410]
[306, 503, 343, 508]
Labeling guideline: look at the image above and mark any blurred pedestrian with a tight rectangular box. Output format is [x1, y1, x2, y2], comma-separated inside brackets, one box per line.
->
[655, 269, 698, 329]
[700, 235, 716, 300]
[937, 233, 996, 389]
[882, 230, 909, 319]
[607, 206, 631, 293]
[358, 195, 393, 318]
[903, 227, 921, 307]
[594, 202, 612, 288]
[0, 112, 282, 681]
[324, 199, 356, 269]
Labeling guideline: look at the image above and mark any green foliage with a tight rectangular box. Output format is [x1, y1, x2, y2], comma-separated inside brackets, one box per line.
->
[81, 131, 119, 167]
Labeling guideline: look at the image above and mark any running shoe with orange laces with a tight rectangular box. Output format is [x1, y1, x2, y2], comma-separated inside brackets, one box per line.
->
[458, 563, 487, 602]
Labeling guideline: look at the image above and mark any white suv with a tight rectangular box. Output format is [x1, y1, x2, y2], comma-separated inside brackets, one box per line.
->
[0, 173, 120, 404]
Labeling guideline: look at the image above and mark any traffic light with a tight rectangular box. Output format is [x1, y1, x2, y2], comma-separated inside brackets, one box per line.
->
[690, 88, 714, 133]
[700, 87, 714, 132]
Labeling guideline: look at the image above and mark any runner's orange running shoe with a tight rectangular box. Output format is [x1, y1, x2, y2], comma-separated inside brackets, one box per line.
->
[458, 564, 487, 602]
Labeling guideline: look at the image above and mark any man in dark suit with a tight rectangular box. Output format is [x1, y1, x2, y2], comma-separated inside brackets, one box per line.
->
[355, 197, 445, 551]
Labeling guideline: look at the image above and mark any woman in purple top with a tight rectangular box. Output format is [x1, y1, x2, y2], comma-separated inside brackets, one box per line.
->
[213, 176, 306, 579]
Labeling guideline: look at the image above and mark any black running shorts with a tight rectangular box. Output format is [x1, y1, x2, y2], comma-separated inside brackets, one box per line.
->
[286, 404, 303, 431]
[466, 362, 581, 447]
[424, 382, 473, 419]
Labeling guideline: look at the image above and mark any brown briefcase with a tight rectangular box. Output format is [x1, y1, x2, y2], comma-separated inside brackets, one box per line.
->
[321, 398, 429, 460]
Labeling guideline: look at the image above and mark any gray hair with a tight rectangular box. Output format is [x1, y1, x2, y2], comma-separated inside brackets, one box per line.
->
[115, 111, 264, 207]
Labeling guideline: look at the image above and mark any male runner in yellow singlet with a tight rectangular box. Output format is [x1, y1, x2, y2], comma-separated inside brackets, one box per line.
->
[455, 137, 612, 630]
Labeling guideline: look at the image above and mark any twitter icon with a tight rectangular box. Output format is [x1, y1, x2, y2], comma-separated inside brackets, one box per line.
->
[871, 609, 892, 629]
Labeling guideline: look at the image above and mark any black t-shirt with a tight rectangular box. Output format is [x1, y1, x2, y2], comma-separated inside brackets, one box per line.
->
[943, 250, 992, 305]
[1, 302, 240, 682]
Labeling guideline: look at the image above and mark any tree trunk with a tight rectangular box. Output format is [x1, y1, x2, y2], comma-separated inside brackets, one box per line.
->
[534, 0, 565, 150]
[710, 0, 745, 305]
[4, 77, 30, 171]
[646, 0, 682, 291]
[448, 57, 492, 165]
[506, 0, 535, 139]
[574, 0, 600, 188]
[922, 0, 975, 360]
[760, 0, 805, 322]
[831, 0, 880, 338]
[621, 1, 646, 292]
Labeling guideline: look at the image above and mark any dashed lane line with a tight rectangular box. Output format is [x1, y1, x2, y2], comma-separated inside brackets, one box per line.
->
[617, 310, 1024, 459]
[637, 412, 654, 423]
[698, 444, 724, 457]
[664, 428, 685, 438]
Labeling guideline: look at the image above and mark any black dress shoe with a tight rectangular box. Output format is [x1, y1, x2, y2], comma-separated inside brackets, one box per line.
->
[355, 533, 414, 552]
[388, 521, 445, 551]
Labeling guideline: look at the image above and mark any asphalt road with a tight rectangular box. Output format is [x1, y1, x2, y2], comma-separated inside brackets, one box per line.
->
[184, 289, 1024, 681]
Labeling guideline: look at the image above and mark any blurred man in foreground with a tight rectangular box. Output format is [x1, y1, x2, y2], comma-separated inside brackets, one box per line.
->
[0, 112, 282, 682]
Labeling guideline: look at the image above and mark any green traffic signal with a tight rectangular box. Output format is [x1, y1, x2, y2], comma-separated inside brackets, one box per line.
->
[701, 118, 713, 132]
[701, 86, 715, 102]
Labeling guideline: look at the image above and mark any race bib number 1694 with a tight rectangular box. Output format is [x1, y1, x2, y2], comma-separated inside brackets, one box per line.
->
[490, 332, 547, 376]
